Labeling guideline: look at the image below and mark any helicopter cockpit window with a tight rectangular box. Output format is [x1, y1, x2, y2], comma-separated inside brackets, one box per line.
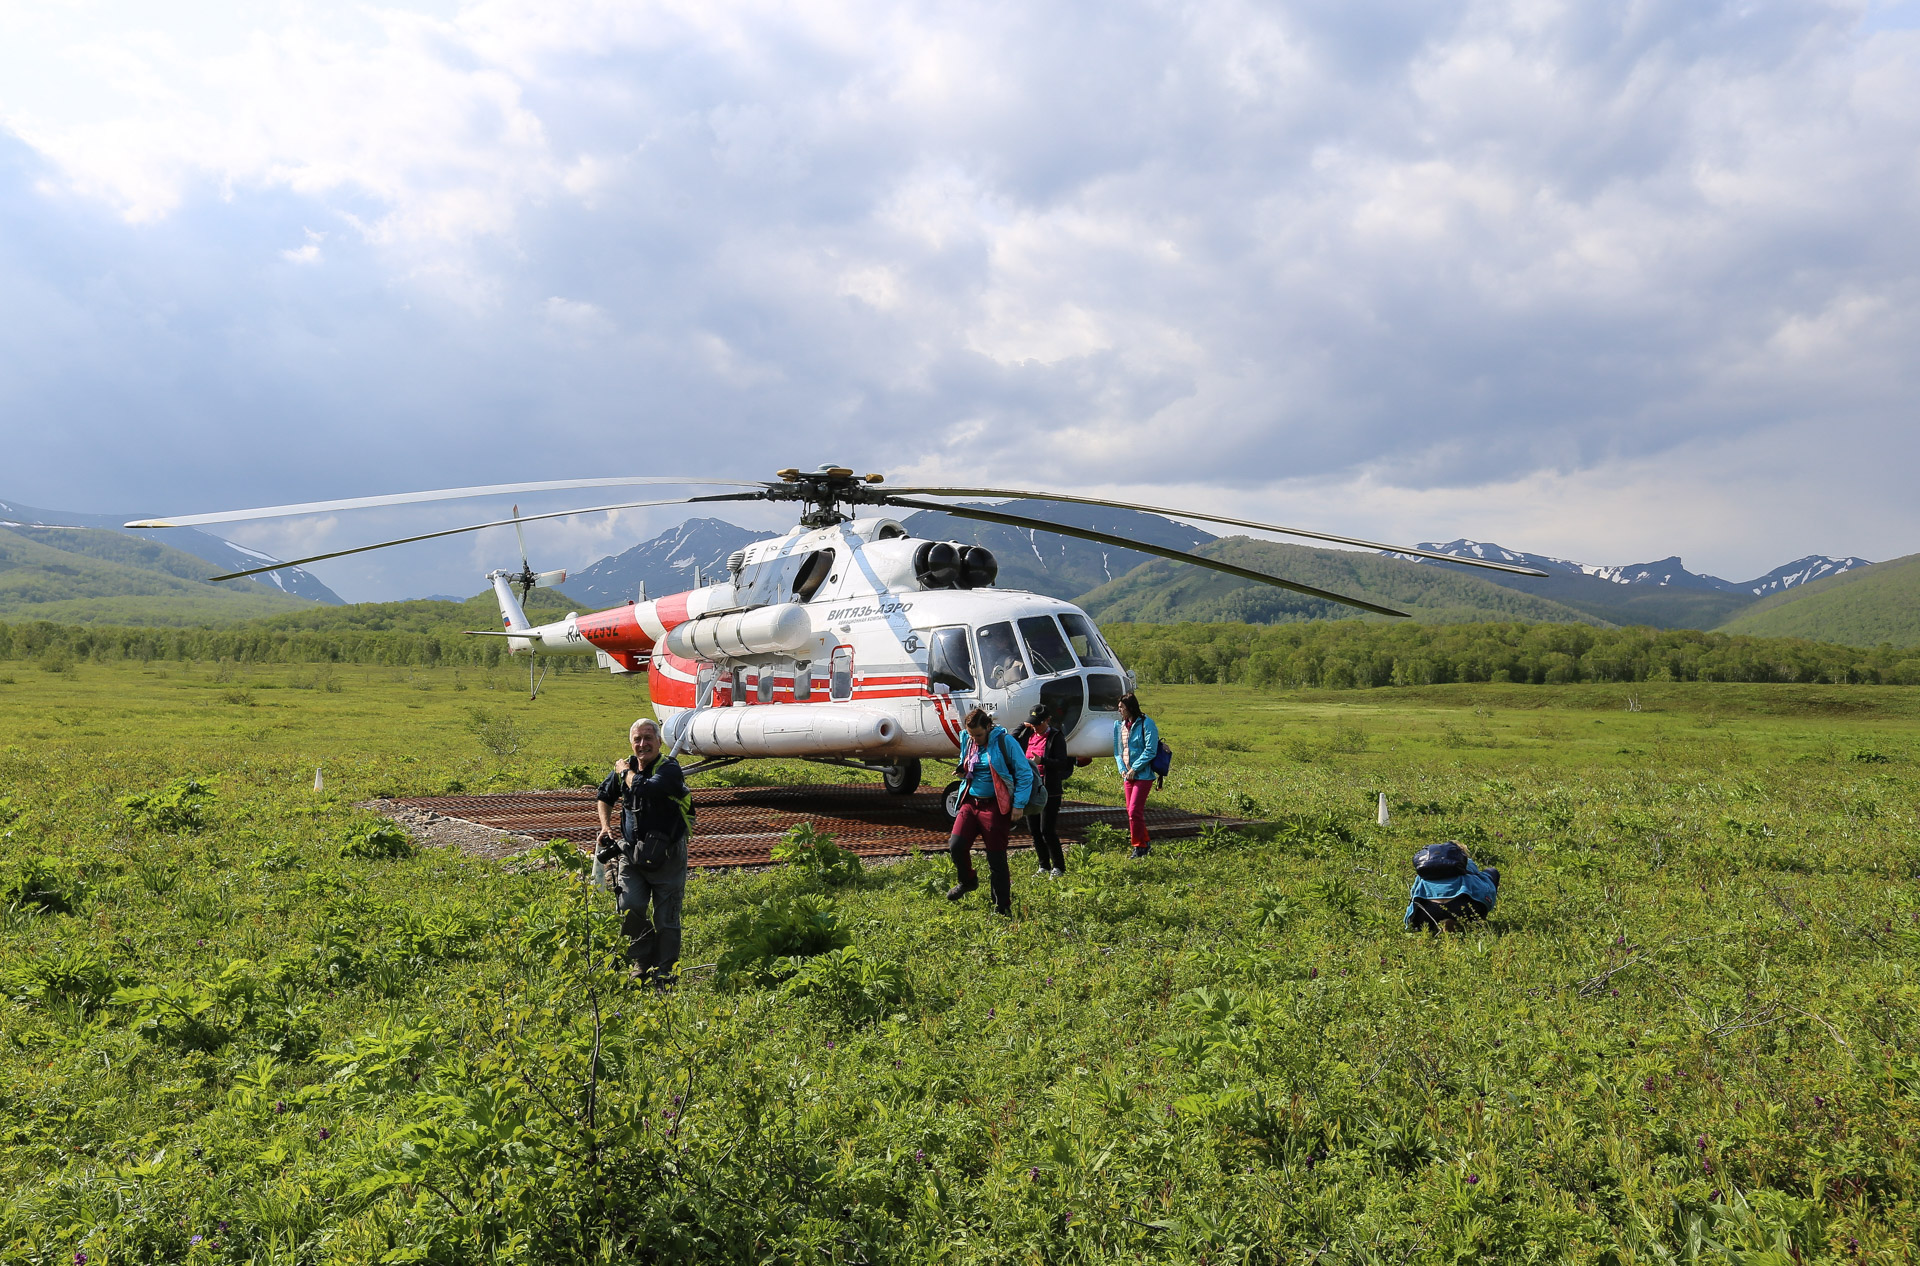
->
[1059, 613, 1116, 668]
[829, 646, 854, 701]
[975, 622, 1029, 690]
[927, 626, 974, 693]
[792, 550, 834, 602]
[1017, 616, 1074, 676]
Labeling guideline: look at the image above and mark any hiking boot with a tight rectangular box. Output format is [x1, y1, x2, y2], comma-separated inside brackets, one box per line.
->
[1130, 844, 1151, 860]
[1032, 866, 1048, 877]
[1049, 867, 1064, 878]
[946, 880, 976, 902]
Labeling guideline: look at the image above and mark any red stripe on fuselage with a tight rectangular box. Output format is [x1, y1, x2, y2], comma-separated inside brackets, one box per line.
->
[575, 605, 654, 654]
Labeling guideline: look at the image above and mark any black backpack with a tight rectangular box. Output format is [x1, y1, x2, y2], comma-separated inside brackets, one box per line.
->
[1413, 841, 1469, 881]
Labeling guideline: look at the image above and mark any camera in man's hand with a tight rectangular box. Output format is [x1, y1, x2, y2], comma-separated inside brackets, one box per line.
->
[595, 832, 622, 864]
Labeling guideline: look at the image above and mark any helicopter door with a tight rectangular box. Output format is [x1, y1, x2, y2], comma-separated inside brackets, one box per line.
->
[973, 621, 1030, 717]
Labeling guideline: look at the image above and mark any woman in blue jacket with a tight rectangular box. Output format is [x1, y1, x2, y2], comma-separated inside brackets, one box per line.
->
[1112, 692, 1159, 859]
[948, 706, 1034, 915]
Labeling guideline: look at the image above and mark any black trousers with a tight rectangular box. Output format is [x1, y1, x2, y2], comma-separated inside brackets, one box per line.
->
[949, 838, 1012, 915]
[1027, 790, 1065, 872]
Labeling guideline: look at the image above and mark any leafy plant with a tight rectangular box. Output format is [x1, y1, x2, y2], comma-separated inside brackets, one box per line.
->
[716, 893, 850, 985]
[120, 776, 214, 833]
[2, 854, 88, 914]
[339, 821, 416, 860]
[465, 706, 524, 761]
[770, 821, 864, 886]
[1250, 884, 1295, 931]
[776, 945, 912, 1027]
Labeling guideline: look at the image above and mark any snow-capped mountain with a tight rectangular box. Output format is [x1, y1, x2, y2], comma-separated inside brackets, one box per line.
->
[1740, 555, 1873, 597]
[1404, 540, 1872, 594]
[0, 497, 343, 603]
[565, 518, 779, 607]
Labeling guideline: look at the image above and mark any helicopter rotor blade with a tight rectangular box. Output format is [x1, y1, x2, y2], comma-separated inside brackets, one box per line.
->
[882, 496, 1410, 618]
[205, 492, 768, 582]
[125, 477, 773, 529]
[885, 486, 1548, 577]
[511, 504, 531, 575]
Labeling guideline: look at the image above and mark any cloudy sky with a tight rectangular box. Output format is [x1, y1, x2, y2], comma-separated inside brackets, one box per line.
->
[2, 0, 1917, 601]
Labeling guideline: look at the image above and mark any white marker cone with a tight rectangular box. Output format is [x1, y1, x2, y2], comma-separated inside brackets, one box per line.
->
[313, 767, 324, 792]
[1377, 791, 1389, 826]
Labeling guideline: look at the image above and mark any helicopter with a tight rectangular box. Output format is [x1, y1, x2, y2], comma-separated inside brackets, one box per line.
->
[128, 465, 1544, 813]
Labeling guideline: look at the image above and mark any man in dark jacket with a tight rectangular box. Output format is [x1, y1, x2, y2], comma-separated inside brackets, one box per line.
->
[595, 718, 692, 985]
[1014, 704, 1073, 877]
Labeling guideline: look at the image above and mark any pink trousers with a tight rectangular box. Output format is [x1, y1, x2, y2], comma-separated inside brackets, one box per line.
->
[1124, 777, 1152, 848]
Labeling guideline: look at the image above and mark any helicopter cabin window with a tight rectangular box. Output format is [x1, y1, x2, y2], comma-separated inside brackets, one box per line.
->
[975, 622, 1029, 690]
[696, 664, 717, 709]
[1017, 615, 1074, 676]
[757, 668, 777, 704]
[792, 659, 812, 701]
[829, 646, 854, 701]
[1059, 613, 1117, 668]
[1086, 673, 1125, 713]
[926, 626, 974, 693]
[730, 670, 747, 705]
[792, 550, 834, 602]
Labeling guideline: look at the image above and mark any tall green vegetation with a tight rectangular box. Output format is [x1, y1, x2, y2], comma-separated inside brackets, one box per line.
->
[1104, 620, 1920, 688]
[3, 666, 1919, 1261]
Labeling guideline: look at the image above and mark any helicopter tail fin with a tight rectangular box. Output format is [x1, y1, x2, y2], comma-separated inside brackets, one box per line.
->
[489, 570, 534, 632]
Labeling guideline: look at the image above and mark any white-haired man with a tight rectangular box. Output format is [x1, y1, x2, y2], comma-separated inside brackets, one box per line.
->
[595, 717, 693, 986]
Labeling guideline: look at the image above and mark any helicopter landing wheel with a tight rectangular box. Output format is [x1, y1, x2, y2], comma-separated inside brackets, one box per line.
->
[882, 758, 922, 796]
[941, 779, 964, 822]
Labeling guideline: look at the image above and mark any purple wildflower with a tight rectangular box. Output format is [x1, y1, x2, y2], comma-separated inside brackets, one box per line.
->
[317, 1127, 331, 1141]
[826, 1040, 835, 1050]
[1030, 1166, 1041, 1180]
[75, 1255, 87, 1265]
[275, 1101, 286, 1114]
[988, 1007, 995, 1018]
[1467, 1174, 1479, 1185]
[1814, 1096, 1826, 1108]
[1309, 968, 1318, 980]
[1609, 989, 1619, 997]
[218, 1221, 228, 1232]
[915, 1149, 926, 1161]
[192, 1236, 203, 1246]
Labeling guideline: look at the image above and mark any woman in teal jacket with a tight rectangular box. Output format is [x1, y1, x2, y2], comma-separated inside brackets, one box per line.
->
[948, 707, 1034, 915]
[1112, 692, 1159, 858]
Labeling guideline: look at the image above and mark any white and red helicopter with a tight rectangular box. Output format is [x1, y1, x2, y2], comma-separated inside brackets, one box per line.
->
[129, 465, 1542, 812]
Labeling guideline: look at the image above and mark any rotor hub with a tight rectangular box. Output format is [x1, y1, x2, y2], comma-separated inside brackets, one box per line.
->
[767, 465, 889, 526]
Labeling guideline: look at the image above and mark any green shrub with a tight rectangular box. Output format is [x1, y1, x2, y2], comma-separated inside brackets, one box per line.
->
[716, 893, 850, 985]
[769, 821, 864, 886]
[339, 821, 416, 860]
[2, 854, 88, 914]
[120, 775, 213, 833]
[776, 944, 912, 1028]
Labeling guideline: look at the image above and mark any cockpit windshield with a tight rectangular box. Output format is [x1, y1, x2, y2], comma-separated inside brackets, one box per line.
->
[1017, 615, 1074, 676]
[1059, 612, 1116, 668]
[975, 621, 1030, 690]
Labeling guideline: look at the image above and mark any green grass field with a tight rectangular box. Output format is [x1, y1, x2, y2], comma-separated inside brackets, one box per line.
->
[3, 660, 1918, 1263]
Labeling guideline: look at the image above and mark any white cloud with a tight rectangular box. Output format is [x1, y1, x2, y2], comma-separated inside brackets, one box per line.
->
[1, 0, 1917, 599]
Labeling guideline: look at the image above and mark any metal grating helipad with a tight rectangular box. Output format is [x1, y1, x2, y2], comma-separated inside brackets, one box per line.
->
[387, 784, 1250, 868]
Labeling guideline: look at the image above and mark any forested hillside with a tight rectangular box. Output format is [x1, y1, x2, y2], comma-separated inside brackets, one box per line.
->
[0, 526, 318, 625]
[1716, 551, 1920, 647]
[1081, 538, 1603, 626]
